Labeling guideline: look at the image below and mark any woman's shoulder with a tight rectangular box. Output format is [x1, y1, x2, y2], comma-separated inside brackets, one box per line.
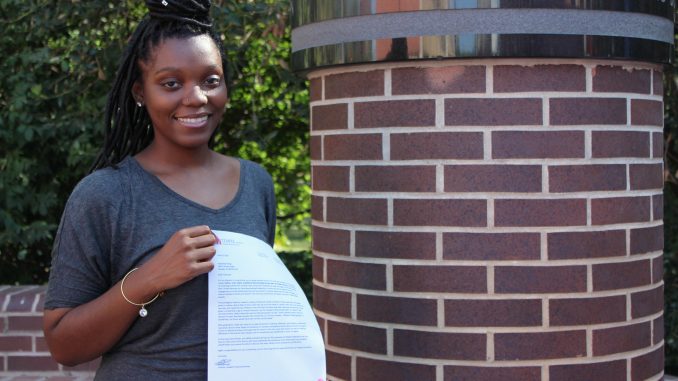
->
[67, 160, 131, 209]
[238, 157, 273, 185]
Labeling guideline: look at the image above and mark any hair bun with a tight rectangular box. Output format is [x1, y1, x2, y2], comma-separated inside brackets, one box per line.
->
[146, 0, 212, 28]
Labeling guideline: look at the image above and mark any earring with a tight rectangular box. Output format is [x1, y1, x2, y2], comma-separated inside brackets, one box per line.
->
[136, 101, 143, 107]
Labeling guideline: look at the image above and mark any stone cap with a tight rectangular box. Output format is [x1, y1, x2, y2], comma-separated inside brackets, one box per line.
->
[291, 0, 675, 72]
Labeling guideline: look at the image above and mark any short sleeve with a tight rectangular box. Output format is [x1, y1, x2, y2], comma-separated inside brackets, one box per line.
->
[44, 170, 122, 309]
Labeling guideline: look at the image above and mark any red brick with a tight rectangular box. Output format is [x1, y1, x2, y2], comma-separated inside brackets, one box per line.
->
[653, 316, 664, 345]
[357, 357, 435, 381]
[3, 286, 39, 312]
[313, 285, 351, 317]
[495, 265, 587, 294]
[310, 135, 321, 160]
[632, 346, 664, 381]
[446, 98, 542, 126]
[324, 134, 382, 160]
[317, 316, 325, 340]
[653, 194, 664, 220]
[550, 98, 626, 125]
[631, 285, 663, 318]
[394, 329, 485, 360]
[444, 232, 541, 260]
[591, 196, 651, 225]
[495, 64, 585, 92]
[445, 299, 541, 327]
[631, 225, 664, 255]
[8, 355, 60, 371]
[550, 360, 627, 381]
[312, 255, 324, 282]
[312, 165, 349, 192]
[445, 165, 541, 192]
[325, 70, 384, 99]
[593, 321, 651, 356]
[327, 260, 386, 290]
[392, 66, 485, 94]
[445, 366, 541, 381]
[355, 231, 436, 259]
[35, 293, 45, 313]
[391, 132, 483, 160]
[327, 320, 387, 354]
[312, 225, 350, 256]
[653, 131, 664, 158]
[7, 316, 42, 331]
[492, 131, 585, 159]
[311, 103, 347, 131]
[393, 199, 486, 227]
[549, 295, 626, 326]
[495, 330, 586, 360]
[592, 66, 651, 94]
[630, 163, 664, 190]
[355, 165, 435, 192]
[311, 195, 323, 221]
[309, 77, 322, 101]
[35, 336, 49, 352]
[495, 199, 587, 227]
[393, 265, 486, 293]
[355, 100, 435, 128]
[326, 197, 387, 225]
[0, 336, 32, 351]
[593, 259, 651, 291]
[357, 294, 437, 325]
[632, 99, 664, 126]
[547, 230, 626, 260]
[326, 350, 351, 380]
[592, 130, 650, 158]
[549, 164, 626, 192]
[653, 255, 664, 284]
[653, 70, 663, 96]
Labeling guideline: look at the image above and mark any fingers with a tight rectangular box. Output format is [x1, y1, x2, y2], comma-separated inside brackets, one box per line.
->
[182, 225, 212, 238]
[192, 245, 217, 262]
[177, 226, 217, 248]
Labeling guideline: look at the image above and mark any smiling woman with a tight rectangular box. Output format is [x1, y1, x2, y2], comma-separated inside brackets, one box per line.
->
[40, 1, 277, 379]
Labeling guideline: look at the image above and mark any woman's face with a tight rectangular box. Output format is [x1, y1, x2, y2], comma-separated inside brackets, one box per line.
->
[133, 35, 228, 150]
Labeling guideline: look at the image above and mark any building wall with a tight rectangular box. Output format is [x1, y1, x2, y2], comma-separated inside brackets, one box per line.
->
[0, 286, 96, 380]
[310, 59, 665, 381]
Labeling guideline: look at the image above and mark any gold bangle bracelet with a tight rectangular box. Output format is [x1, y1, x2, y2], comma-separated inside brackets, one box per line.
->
[120, 267, 160, 318]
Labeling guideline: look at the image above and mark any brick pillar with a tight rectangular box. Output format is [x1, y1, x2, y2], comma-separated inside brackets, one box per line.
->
[292, 2, 673, 380]
[309, 61, 664, 381]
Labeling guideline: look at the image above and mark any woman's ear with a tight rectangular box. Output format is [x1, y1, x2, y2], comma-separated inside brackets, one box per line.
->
[132, 81, 144, 106]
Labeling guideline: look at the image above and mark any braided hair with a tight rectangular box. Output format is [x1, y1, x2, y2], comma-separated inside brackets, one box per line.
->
[91, 0, 226, 171]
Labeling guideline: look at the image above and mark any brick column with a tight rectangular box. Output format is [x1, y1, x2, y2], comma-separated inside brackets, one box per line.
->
[309, 60, 664, 381]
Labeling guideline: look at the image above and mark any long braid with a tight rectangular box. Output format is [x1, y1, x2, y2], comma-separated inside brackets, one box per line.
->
[91, 0, 225, 172]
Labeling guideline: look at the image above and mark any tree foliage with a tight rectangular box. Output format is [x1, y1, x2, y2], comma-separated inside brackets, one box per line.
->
[0, 0, 311, 286]
[663, 16, 678, 368]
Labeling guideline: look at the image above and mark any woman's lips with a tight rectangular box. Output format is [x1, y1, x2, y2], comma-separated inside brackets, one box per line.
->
[175, 114, 210, 128]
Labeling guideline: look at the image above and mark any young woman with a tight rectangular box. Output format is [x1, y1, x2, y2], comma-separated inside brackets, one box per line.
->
[42, 1, 276, 378]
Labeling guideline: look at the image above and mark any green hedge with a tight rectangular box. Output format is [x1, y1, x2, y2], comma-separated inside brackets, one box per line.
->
[0, 0, 311, 285]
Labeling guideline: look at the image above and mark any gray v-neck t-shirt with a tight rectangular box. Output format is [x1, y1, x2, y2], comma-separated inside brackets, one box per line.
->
[45, 156, 276, 380]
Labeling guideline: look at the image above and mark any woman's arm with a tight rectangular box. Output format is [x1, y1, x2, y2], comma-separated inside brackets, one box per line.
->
[43, 225, 217, 366]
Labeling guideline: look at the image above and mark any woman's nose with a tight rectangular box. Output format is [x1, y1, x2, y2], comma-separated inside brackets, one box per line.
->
[182, 85, 208, 106]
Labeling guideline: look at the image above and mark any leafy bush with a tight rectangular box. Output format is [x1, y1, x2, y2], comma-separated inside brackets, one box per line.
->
[0, 0, 311, 285]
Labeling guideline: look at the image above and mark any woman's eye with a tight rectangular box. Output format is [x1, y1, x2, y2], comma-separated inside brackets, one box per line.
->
[162, 80, 180, 89]
[205, 76, 221, 86]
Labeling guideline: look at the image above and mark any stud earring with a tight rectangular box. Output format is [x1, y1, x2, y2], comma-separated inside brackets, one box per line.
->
[136, 101, 143, 107]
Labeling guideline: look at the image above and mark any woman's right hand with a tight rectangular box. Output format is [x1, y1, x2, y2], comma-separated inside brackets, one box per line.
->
[44, 225, 218, 366]
[135, 225, 218, 294]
